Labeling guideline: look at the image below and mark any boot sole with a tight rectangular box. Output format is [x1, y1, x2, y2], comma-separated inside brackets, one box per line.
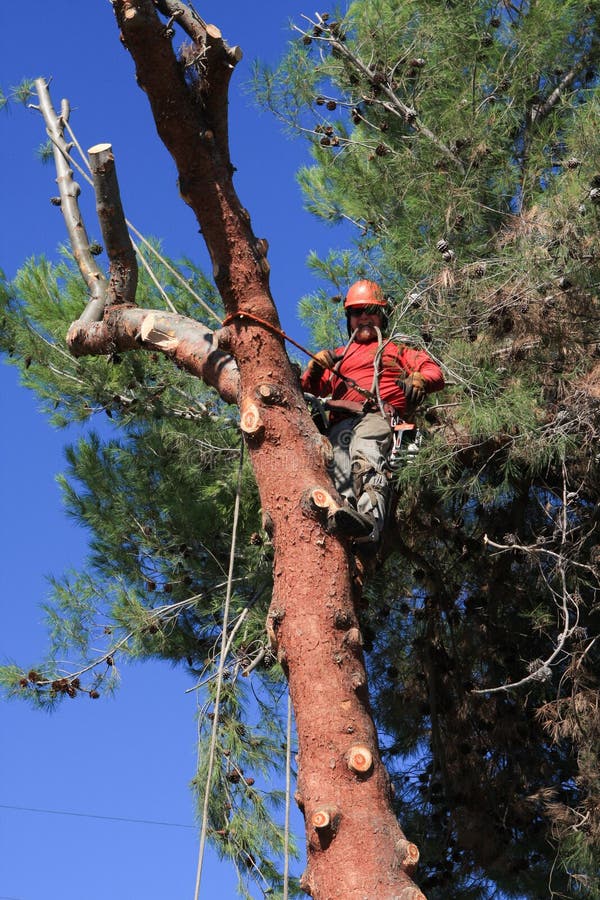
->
[331, 507, 375, 538]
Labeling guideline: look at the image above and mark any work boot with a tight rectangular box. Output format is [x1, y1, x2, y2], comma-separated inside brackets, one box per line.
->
[330, 504, 376, 539]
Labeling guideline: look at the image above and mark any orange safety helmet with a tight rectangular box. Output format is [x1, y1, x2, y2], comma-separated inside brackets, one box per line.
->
[344, 279, 387, 310]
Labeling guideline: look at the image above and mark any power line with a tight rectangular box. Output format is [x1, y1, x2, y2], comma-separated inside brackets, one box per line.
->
[0, 802, 194, 830]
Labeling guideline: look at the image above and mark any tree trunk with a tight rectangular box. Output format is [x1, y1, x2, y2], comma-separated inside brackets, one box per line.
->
[54, 2, 427, 896]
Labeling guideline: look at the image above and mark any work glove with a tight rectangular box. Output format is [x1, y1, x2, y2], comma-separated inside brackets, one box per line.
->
[307, 349, 339, 375]
[397, 371, 427, 407]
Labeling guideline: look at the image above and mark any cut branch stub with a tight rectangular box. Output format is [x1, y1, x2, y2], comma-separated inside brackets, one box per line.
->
[294, 790, 305, 813]
[156, 1, 243, 65]
[347, 744, 373, 775]
[396, 839, 420, 876]
[342, 627, 362, 649]
[350, 670, 366, 692]
[334, 609, 354, 630]
[255, 383, 284, 406]
[240, 399, 264, 436]
[311, 804, 341, 833]
[304, 487, 338, 518]
[311, 809, 331, 830]
[266, 606, 285, 652]
[140, 313, 178, 351]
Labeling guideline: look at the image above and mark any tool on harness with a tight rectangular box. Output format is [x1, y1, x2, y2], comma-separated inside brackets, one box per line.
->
[388, 414, 422, 471]
[304, 393, 329, 434]
[303, 394, 423, 467]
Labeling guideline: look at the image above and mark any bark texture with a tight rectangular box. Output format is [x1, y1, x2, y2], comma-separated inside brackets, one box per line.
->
[51, 3, 427, 896]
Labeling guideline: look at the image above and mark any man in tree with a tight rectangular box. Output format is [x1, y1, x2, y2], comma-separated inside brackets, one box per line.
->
[301, 279, 445, 543]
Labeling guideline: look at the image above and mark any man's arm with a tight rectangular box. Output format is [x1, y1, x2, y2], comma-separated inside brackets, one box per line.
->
[300, 349, 338, 396]
[394, 346, 445, 408]
[399, 347, 445, 393]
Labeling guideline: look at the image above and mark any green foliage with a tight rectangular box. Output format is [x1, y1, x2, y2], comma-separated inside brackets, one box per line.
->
[36, 139, 53, 163]
[1, 246, 227, 428]
[255, 1, 600, 896]
[10, 78, 36, 106]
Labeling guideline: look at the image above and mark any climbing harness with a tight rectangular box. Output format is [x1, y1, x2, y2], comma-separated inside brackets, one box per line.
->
[224, 312, 424, 475]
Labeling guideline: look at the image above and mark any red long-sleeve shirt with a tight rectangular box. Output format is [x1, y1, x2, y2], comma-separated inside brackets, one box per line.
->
[301, 337, 444, 417]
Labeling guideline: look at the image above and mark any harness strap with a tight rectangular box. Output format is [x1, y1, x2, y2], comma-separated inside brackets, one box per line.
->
[325, 398, 372, 416]
[324, 398, 406, 419]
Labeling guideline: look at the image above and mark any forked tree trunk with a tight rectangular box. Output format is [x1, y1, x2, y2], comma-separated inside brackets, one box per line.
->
[48, 2, 426, 896]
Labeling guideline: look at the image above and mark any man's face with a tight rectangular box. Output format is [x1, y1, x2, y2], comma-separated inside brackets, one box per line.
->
[349, 306, 384, 340]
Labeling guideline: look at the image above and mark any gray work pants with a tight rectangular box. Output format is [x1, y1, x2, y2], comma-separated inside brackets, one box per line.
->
[327, 412, 392, 540]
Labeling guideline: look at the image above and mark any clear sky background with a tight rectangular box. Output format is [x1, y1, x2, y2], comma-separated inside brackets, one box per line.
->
[0, 3, 349, 898]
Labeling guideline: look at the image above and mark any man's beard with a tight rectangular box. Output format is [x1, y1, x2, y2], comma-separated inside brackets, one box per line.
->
[354, 324, 378, 343]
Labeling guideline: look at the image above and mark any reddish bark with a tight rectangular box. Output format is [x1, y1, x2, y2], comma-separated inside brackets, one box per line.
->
[58, 2, 427, 896]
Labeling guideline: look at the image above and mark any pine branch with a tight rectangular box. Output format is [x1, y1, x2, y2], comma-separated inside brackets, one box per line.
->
[530, 42, 599, 126]
[295, 14, 466, 175]
[14, 588, 232, 699]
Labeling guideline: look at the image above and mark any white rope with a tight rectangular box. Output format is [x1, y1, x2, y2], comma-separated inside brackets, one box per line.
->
[126, 220, 222, 324]
[193, 441, 244, 900]
[60, 122, 221, 323]
[133, 236, 179, 313]
[283, 690, 293, 900]
[370, 325, 387, 417]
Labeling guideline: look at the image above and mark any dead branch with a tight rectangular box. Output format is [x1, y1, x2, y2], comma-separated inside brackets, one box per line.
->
[89, 143, 138, 307]
[34, 78, 108, 322]
[476, 467, 584, 694]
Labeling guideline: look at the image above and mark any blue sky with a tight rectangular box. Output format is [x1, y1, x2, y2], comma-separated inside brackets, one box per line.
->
[0, 3, 349, 897]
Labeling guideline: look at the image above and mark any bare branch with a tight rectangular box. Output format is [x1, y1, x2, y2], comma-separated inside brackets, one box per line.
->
[482, 534, 596, 576]
[475, 467, 585, 695]
[88, 143, 138, 307]
[34, 78, 108, 320]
